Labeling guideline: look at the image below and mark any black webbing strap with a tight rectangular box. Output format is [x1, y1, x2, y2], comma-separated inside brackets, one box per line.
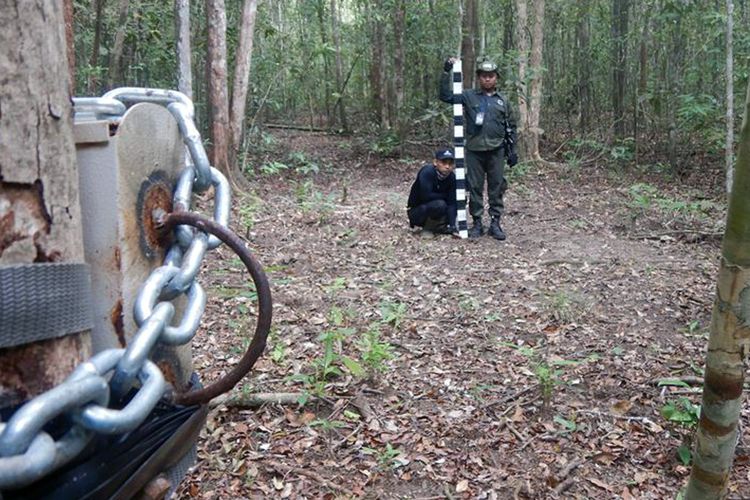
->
[0, 263, 94, 348]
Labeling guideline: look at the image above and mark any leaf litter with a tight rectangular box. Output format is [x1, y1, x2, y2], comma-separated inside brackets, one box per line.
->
[177, 130, 750, 499]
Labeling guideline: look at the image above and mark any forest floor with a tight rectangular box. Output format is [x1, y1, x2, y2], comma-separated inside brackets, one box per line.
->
[177, 129, 748, 499]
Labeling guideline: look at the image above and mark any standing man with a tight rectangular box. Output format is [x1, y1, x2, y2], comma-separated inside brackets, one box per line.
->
[439, 58, 517, 240]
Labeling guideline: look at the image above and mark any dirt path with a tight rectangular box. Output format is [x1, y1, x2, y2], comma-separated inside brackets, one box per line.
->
[179, 131, 746, 499]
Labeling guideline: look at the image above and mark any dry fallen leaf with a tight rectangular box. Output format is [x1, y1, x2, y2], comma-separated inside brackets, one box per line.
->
[456, 479, 469, 493]
[611, 400, 633, 415]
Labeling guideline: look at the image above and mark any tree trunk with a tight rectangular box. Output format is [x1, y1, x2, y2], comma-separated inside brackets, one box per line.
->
[230, 0, 259, 149]
[64, 0, 76, 91]
[515, 0, 545, 163]
[686, 79, 750, 500]
[108, 0, 131, 88]
[315, 0, 332, 126]
[576, 0, 591, 131]
[726, 0, 735, 195]
[0, 0, 91, 406]
[205, 0, 237, 186]
[392, 0, 406, 142]
[461, 0, 478, 89]
[88, 0, 105, 93]
[175, 0, 193, 99]
[369, 0, 388, 128]
[330, 0, 349, 132]
[611, 0, 629, 139]
[515, 0, 529, 136]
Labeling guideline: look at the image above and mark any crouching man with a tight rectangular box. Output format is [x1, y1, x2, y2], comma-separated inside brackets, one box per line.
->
[407, 148, 458, 236]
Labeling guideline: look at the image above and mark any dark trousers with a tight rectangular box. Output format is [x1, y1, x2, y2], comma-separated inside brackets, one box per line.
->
[466, 148, 507, 219]
[408, 199, 449, 229]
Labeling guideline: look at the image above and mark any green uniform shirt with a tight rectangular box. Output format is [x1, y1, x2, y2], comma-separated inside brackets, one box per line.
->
[439, 71, 517, 152]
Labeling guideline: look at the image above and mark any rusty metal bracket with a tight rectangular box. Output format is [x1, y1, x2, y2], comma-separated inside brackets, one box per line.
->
[157, 212, 273, 406]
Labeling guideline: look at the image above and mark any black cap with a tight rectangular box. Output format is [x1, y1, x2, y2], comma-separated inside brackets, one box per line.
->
[435, 148, 455, 161]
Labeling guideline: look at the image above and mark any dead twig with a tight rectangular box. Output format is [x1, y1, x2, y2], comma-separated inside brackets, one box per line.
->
[209, 392, 305, 408]
[554, 458, 585, 488]
[648, 375, 703, 386]
[505, 420, 527, 443]
[266, 461, 354, 496]
[628, 230, 722, 241]
[577, 410, 654, 423]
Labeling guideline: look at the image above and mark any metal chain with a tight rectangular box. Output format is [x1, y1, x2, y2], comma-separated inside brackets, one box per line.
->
[0, 88, 231, 490]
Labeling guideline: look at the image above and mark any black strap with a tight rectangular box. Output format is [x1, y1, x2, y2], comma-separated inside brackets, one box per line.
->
[0, 263, 94, 348]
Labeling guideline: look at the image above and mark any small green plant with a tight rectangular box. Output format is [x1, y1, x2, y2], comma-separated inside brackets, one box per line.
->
[534, 360, 563, 409]
[610, 138, 635, 163]
[380, 300, 407, 328]
[553, 414, 577, 433]
[500, 342, 582, 411]
[543, 289, 587, 324]
[308, 418, 346, 431]
[323, 277, 347, 294]
[458, 293, 480, 312]
[357, 325, 394, 373]
[370, 132, 400, 155]
[237, 195, 261, 231]
[661, 397, 700, 466]
[259, 160, 289, 176]
[295, 180, 336, 216]
[505, 161, 530, 183]
[288, 150, 322, 175]
[661, 397, 700, 427]
[362, 443, 403, 469]
[628, 183, 658, 210]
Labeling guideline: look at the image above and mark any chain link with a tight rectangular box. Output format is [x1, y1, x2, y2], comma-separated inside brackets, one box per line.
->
[0, 88, 233, 489]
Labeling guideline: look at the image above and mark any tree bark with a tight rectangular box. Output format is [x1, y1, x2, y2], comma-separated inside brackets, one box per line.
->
[230, 0, 259, 149]
[315, 0, 332, 126]
[726, 0, 735, 195]
[611, 0, 629, 139]
[515, 0, 529, 139]
[0, 0, 91, 407]
[108, 0, 131, 88]
[576, 0, 591, 131]
[64, 0, 76, 92]
[515, 0, 546, 163]
[369, 0, 388, 128]
[205, 0, 234, 183]
[330, 0, 349, 132]
[392, 0, 406, 142]
[88, 0, 105, 93]
[686, 79, 750, 500]
[461, 0, 478, 89]
[175, 0, 193, 99]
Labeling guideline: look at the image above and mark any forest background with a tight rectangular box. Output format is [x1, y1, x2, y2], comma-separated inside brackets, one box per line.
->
[73, 0, 750, 179]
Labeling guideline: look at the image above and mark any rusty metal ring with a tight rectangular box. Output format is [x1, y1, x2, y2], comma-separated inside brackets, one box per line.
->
[158, 211, 272, 406]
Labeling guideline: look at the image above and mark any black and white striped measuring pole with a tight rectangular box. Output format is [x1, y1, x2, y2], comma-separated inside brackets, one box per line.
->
[452, 59, 469, 239]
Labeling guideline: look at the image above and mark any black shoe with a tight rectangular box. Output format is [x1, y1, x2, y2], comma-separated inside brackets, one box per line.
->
[489, 218, 506, 240]
[468, 219, 484, 239]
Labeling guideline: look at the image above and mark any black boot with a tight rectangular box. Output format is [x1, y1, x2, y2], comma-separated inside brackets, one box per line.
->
[468, 218, 484, 238]
[489, 217, 506, 240]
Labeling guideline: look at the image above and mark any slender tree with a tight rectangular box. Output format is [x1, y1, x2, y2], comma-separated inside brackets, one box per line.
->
[461, 0, 478, 89]
[230, 0, 259, 148]
[88, 0, 105, 93]
[205, 0, 234, 182]
[392, 0, 406, 141]
[687, 79, 750, 499]
[726, 0, 735, 194]
[330, 0, 348, 132]
[175, 0, 193, 99]
[611, 0, 629, 138]
[515, 0, 546, 163]
[108, 0, 131, 87]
